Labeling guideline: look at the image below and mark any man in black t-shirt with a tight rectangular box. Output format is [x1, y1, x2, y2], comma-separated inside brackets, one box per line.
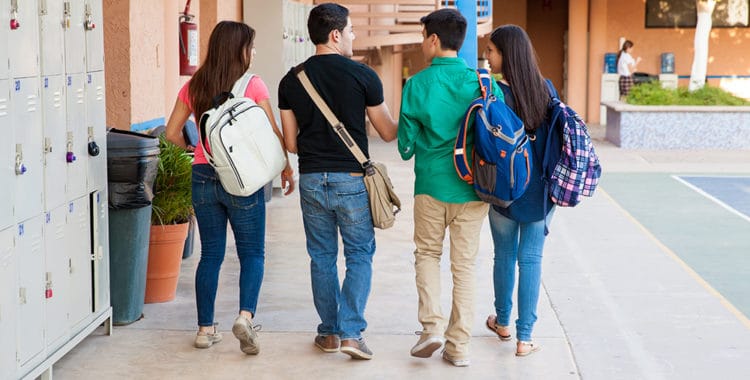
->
[278, 3, 397, 361]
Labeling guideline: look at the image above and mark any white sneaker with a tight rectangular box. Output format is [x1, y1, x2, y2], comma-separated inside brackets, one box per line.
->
[232, 315, 260, 355]
[194, 324, 222, 349]
[410, 332, 445, 358]
[442, 351, 471, 367]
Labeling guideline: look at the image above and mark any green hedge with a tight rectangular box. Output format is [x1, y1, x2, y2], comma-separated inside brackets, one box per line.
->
[626, 81, 750, 106]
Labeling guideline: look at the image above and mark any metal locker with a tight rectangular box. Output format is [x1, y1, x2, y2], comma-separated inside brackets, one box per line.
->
[65, 74, 88, 201]
[0, 3, 9, 80]
[39, 0, 65, 76]
[12, 77, 44, 223]
[84, 0, 103, 72]
[16, 215, 45, 369]
[8, 0, 41, 78]
[0, 80, 13, 230]
[44, 206, 70, 352]
[66, 196, 92, 331]
[0, 228, 18, 380]
[86, 71, 106, 193]
[42, 76, 68, 211]
[64, 0, 86, 74]
[90, 190, 109, 314]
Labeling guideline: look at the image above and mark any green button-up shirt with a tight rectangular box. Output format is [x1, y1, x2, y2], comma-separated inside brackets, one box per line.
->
[398, 57, 502, 203]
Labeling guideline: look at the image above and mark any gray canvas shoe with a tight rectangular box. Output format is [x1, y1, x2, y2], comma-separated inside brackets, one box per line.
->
[410, 332, 445, 358]
[340, 338, 373, 360]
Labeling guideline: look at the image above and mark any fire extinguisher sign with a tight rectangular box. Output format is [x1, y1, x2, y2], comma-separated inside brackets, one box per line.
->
[188, 29, 198, 67]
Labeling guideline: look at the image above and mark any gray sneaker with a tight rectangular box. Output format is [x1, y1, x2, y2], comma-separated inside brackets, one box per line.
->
[340, 338, 373, 360]
[442, 350, 471, 367]
[410, 332, 446, 358]
[194, 324, 222, 349]
[232, 315, 261, 355]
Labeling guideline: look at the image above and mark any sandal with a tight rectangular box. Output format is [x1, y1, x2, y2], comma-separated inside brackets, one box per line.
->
[485, 315, 512, 341]
[515, 340, 540, 357]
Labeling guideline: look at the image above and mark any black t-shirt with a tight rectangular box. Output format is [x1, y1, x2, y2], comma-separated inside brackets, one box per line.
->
[278, 54, 384, 174]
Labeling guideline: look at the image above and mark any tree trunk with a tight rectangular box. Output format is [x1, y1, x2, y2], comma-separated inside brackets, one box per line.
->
[689, 0, 716, 91]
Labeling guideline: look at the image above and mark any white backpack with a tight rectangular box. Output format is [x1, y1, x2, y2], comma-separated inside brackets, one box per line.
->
[198, 73, 287, 197]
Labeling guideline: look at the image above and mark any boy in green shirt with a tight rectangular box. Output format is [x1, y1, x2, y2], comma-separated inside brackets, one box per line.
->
[398, 8, 499, 367]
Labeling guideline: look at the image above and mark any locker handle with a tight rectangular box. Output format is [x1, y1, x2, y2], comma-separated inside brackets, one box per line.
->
[15, 144, 26, 175]
[10, 0, 19, 30]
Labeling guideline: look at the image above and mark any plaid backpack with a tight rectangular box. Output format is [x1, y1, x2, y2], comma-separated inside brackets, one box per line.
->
[542, 98, 601, 207]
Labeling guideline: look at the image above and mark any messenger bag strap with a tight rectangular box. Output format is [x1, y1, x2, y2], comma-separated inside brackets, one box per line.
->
[295, 66, 371, 168]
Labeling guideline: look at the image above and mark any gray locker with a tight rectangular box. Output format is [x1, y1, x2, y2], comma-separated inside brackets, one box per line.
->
[65, 74, 88, 201]
[12, 77, 44, 223]
[0, 3, 9, 79]
[65, 0, 86, 74]
[0, 228, 18, 380]
[39, 0, 66, 76]
[90, 190, 109, 314]
[86, 71, 106, 193]
[16, 215, 45, 369]
[8, 0, 40, 78]
[42, 76, 68, 211]
[0, 80, 13, 229]
[84, 0, 104, 72]
[44, 206, 70, 352]
[66, 197, 92, 331]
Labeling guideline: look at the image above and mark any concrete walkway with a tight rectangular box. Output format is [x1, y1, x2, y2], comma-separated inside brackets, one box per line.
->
[53, 125, 750, 379]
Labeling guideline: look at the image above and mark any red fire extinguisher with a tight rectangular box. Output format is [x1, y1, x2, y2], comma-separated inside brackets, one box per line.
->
[179, 0, 198, 76]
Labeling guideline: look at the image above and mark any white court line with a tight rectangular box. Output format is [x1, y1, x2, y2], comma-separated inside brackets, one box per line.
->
[672, 175, 750, 223]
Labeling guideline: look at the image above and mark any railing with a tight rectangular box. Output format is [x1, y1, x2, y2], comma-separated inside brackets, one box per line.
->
[313, 0, 493, 49]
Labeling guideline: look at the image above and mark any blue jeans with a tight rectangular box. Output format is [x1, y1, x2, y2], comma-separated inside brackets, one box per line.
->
[192, 164, 266, 327]
[299, 172, 375, 340]
[488, 207, 553, 341]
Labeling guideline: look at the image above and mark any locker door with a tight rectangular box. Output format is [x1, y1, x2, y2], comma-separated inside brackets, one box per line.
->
[66, 197, 92, 330]
[65, 74, 88, 201]
[44, 207, 70, 351]
[0, 228, 18, 380]
[42, 76, 68, 211]
[39, 0, 65, 76]
[12, 78, 43, 223]
[65, 0, 86, 74]
[16, 216, 45, 369]
[90, 191, 109, 314]
[86, 71, 106, 192]
[0, 2, 9, 79]
[0, 80, 13, 229]
[84, 0, 103, 72]
[9, 0, 40, 78]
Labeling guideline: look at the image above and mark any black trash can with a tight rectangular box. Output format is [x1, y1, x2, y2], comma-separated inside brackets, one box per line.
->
[107, 129, 160, 325]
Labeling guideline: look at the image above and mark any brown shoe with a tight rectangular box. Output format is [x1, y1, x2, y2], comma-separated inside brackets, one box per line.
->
[340, 338, 373, 360]
[314, 334, 340, 353]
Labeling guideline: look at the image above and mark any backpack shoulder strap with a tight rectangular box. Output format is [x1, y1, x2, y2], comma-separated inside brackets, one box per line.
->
[454, 98, 483, 183]
[477, 68, 493, 101]
[230, 73, 255, 98]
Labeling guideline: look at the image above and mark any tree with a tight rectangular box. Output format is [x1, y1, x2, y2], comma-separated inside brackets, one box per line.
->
[689, 0, 717, 91]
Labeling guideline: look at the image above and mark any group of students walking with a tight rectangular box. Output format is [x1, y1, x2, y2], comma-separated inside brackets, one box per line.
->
[164, 2, 560, 366]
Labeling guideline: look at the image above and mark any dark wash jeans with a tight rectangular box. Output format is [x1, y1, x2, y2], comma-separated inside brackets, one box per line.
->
[192, 164, 265, 327]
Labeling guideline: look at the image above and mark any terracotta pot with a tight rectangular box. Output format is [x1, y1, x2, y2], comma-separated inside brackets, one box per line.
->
[145, 223, 189, 303]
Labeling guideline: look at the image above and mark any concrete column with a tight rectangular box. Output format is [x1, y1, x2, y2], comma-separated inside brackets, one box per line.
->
[103, 0, 131, 130]
[587, 0, 606, 124]
[567, 0, 588, 120]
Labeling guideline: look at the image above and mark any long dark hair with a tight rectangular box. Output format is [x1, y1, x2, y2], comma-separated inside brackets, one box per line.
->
[489, 25, 549, 131]
[189, 21, 255, 117]
[617, 40, 634, 64]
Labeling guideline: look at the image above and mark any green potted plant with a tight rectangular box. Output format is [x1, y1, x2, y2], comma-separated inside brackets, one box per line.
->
[145, 135, 194, 303]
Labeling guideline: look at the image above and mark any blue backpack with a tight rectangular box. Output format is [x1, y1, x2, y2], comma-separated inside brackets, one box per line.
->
[454, 69, 532, 207]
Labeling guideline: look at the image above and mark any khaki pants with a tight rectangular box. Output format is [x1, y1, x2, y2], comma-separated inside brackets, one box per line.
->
[413, 194, 489, 358]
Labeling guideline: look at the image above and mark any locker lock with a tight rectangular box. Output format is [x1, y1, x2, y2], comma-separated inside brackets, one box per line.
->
[66, 132, 77, 163]
[84, 4, 95, 31]
[10, 1, 19, 30]
[88, 127, 100, 156]
[15, 144, 26, 175]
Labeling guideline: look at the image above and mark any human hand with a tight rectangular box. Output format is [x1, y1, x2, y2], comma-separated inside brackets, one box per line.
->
[280, 165, 295, 195]
[636, 56, 642, 64]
